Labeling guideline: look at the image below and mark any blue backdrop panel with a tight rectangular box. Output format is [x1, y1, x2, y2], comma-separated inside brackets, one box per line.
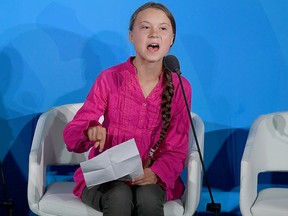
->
[0, 0, 287, 215]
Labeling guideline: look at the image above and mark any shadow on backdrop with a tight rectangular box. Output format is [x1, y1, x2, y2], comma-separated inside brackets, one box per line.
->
[0, 49, 14, 216]
[198, 128, 248, 215]
[0, 48, 40, 216]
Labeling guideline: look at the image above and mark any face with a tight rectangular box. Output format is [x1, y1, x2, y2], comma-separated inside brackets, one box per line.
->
[129, 8, 174, 64]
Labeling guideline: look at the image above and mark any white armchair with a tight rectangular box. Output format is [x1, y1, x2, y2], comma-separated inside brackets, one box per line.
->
[28, 103, 204, 216]
[240, 111, 288, 216]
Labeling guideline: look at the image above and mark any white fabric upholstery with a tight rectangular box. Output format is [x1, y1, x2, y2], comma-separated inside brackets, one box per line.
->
[39, 182, 97, 216]
[240, 112, 288, 216]
[28, 103, 204, 216]
[251, 188, 288, 216]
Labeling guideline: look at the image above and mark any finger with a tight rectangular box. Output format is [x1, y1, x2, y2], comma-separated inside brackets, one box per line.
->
[132, 179, 140, 185]
[94, 134, 101, 149]
[132, 174, 145, 185]
[133, 179, 148, 186]
[98, 129, 106, 152]
[133, 174, 144, 182]
[87, 128, 93, 141]
[95, 135, 103, 152]
[88, 127, 98, 141]
[98, 141, 104, 152]
[94, 141, 100, 149]
[137, 182, 147, 186]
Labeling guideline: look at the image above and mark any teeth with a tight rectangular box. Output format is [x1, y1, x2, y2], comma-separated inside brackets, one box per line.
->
[149, 43, 159, 48]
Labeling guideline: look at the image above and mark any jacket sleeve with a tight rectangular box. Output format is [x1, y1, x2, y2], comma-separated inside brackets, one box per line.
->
[63, 72, 108, 153]
[151, 78, 192, 190]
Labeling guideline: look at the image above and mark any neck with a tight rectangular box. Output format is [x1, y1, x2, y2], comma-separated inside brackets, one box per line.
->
[133, 57, 163, 82]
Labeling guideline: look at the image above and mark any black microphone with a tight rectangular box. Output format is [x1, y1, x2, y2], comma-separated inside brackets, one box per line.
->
[164, 55, 221, 215]
[163, 55, 181, 75]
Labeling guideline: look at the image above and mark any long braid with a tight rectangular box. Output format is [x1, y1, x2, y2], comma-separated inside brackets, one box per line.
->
[145, 68, 174, 167]
[158, 68, 174, 145]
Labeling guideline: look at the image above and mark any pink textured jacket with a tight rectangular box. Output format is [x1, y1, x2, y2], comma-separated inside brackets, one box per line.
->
[63, 57, 192, 201]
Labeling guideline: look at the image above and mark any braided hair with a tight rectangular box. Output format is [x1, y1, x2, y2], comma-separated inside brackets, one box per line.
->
[145, 67, 174, 167]
[157, 68, 174, 147]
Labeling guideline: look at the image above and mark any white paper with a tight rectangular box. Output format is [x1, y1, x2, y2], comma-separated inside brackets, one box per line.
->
[80, 138, 144, 188]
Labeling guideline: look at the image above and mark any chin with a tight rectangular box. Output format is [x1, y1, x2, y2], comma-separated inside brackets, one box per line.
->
[145, 53, 165, 62]
[145, 57, 163, 64]
[136, 51, 165, 63]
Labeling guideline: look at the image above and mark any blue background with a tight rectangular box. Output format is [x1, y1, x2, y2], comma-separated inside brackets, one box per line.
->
[1, 0, 288, 215]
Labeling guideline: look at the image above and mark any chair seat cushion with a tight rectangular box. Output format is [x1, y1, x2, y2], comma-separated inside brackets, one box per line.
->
[164, 199, 184, 216]
[39, 182, 102, 216]
[251, 188, 288, 216]
[39, 182, 184, 216]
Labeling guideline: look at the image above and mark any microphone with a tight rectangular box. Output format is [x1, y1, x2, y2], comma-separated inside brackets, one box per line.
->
[164, 55, 221, 215]
[163, 55, 181, 75]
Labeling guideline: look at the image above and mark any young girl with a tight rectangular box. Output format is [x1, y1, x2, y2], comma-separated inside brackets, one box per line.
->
[63, 2, 192, 216]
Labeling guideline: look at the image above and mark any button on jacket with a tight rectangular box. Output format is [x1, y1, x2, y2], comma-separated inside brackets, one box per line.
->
[63, 57, 192, 201]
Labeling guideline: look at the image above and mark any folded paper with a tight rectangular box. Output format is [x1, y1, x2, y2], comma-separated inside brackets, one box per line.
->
[80, 138, 144, 188]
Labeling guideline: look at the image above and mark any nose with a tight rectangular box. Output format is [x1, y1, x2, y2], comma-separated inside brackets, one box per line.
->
[149, 28, 159, 38]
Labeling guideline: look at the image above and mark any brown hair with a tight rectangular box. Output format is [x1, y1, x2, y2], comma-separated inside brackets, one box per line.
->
[129, 2, 176, 164]
[144, 68, 174, 167]
[155, 68, 174, 148]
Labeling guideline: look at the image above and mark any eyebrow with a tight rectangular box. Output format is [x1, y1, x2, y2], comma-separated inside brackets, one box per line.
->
[139, 21, 170, 26]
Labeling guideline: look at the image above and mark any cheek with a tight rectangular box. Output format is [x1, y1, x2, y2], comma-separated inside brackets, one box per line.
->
[163, 36, 174, 49]
[132, 35, 146, 46]
[131, 29, 147, 39]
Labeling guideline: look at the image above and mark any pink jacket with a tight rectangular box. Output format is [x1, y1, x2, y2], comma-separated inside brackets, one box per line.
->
[63, 57, 192, 201]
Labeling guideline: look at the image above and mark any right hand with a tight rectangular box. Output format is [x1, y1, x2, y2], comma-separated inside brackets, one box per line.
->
[87, 126, 106, 152]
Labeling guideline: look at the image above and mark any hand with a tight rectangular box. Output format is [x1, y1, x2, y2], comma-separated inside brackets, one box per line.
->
[132, 168, 157, 185]
[87, 126, 106, 152]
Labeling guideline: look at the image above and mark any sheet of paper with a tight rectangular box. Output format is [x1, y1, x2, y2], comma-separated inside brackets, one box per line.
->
[80, 138, 144, 188]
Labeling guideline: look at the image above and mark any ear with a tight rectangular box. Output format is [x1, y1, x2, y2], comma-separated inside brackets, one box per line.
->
[170, 35, 174, 46]
[129, 31, 134, 43]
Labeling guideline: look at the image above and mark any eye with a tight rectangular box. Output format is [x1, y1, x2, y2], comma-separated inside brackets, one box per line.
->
[141, 26, 150, 30]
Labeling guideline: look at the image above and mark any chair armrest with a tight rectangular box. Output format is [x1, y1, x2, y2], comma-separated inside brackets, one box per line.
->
[240, 116, 265, 216]
[240, 148, 258, 216]
[182, 112, 204, 216]
[183, 151, 202, 216]
[27, 113, 47, 213]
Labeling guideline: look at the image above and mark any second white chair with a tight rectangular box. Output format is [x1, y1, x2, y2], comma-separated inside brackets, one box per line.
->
[240, 111, 288, 216]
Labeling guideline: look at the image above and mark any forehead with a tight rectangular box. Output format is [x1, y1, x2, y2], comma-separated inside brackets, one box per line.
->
[135, 8, 171, 24]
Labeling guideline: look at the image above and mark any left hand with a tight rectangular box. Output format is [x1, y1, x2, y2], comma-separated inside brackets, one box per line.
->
[132, 168, 158, 185]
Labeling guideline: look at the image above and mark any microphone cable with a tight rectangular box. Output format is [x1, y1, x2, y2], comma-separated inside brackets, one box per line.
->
[164, 55, 221, 215]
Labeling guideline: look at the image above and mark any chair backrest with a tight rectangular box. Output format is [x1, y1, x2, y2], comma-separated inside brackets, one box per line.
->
[188, 113, 205, 163]
[183, 112, 204, 216]
[37, 103, 88, 166]
[246, 111, 288, 173]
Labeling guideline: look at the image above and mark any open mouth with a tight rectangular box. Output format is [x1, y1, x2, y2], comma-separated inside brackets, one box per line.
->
[147, 43, 160, 51]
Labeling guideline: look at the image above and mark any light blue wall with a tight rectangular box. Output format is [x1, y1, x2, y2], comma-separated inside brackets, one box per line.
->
[1, 0, 288, 215]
